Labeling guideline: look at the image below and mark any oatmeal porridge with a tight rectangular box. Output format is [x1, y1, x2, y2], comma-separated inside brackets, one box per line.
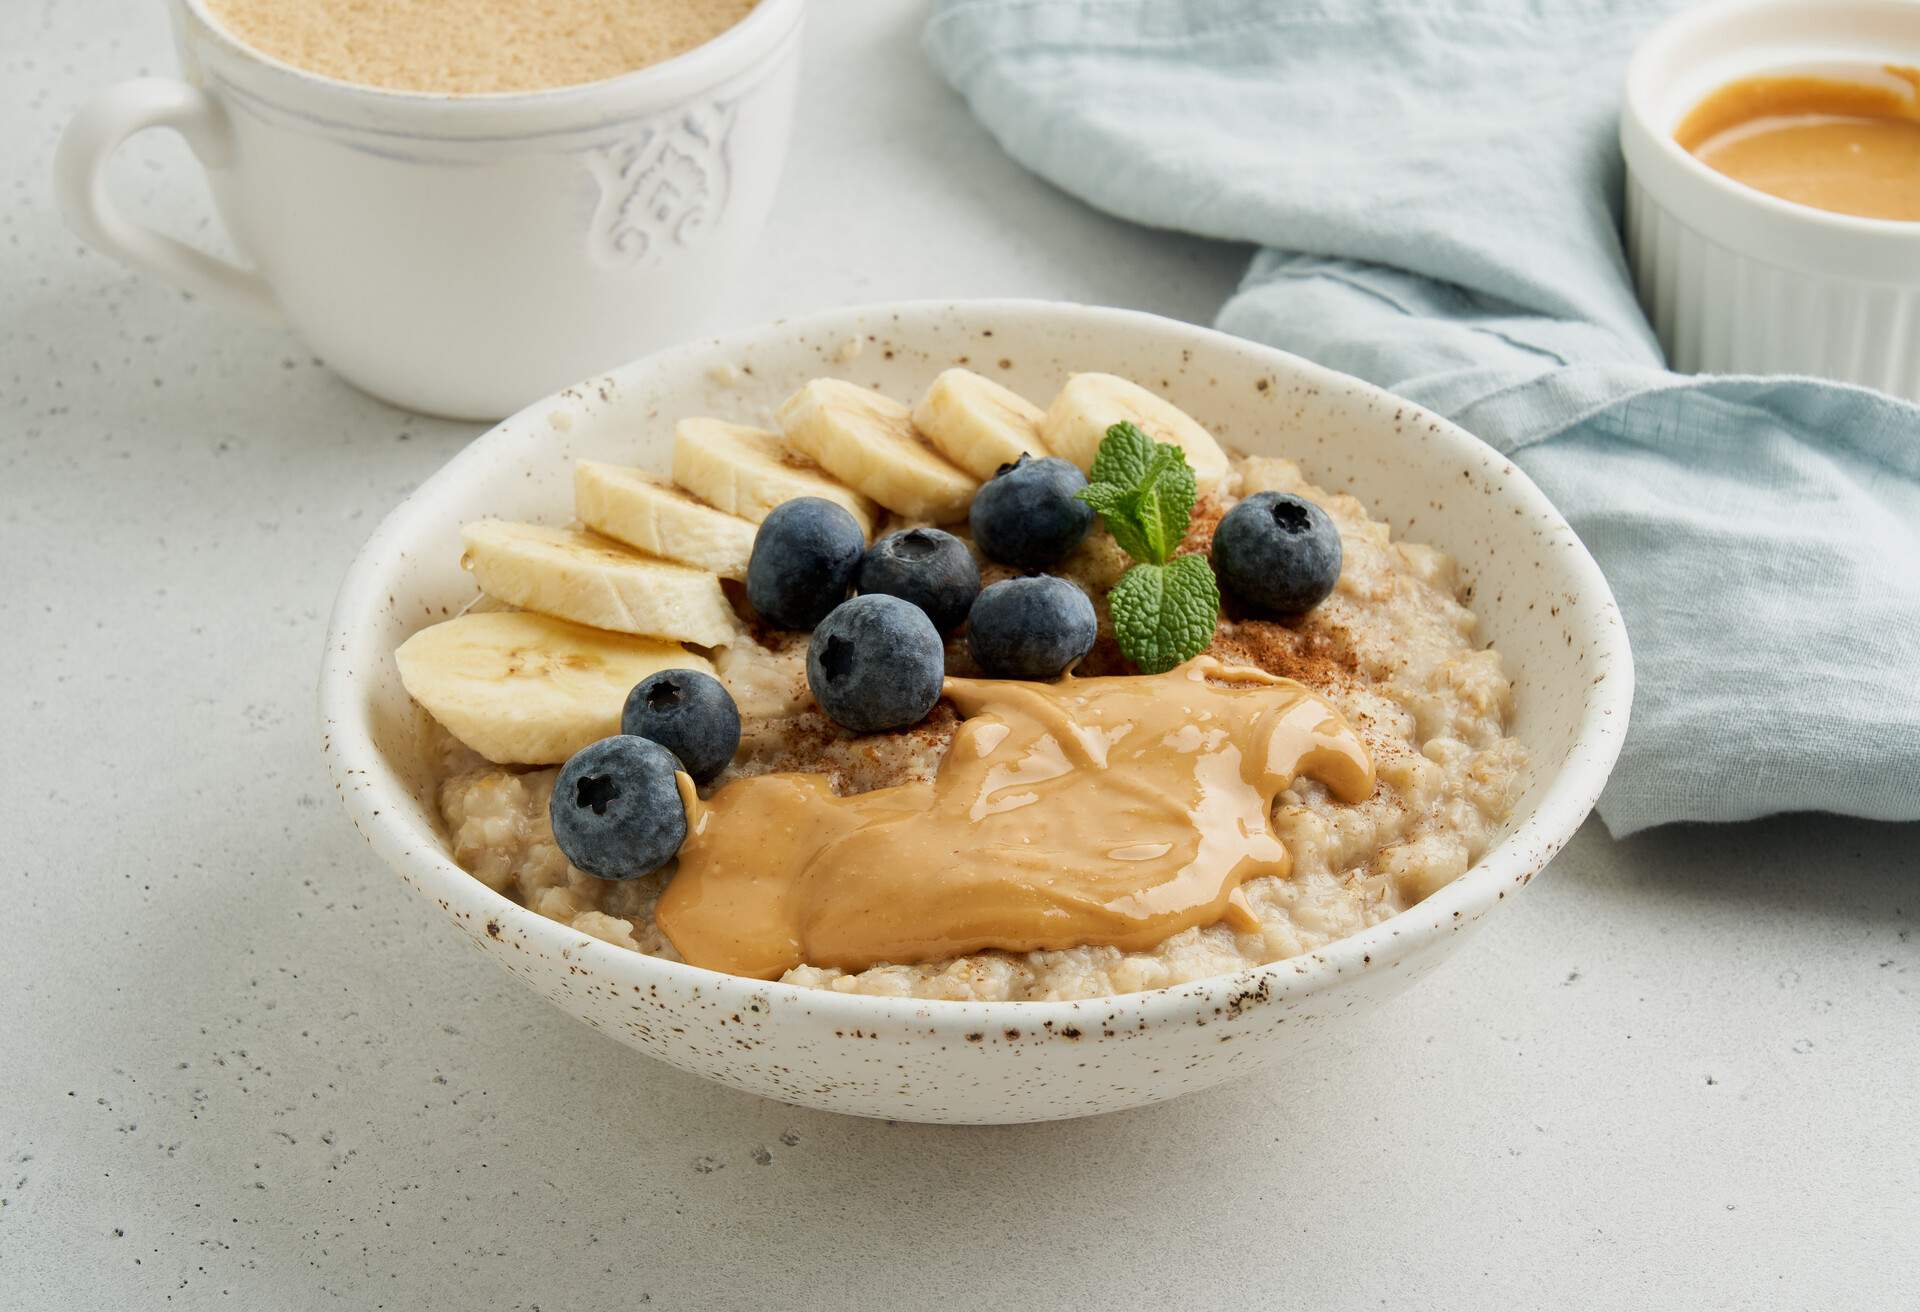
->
[401, 370, 1525, 1002]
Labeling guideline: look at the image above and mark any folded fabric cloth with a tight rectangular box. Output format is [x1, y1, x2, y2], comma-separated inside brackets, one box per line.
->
[925, 0, 1920, 834]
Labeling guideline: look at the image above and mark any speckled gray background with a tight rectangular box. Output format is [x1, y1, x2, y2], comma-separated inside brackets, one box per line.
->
[5, 2, 1917, 1307]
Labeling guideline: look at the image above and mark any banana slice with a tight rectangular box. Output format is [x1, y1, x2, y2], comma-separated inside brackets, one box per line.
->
[575, 460, 756, 581]
[777, 378, 979, 523]
[1040, 373, 1231, 491]
[396, 610, 711, 765]
[459, 520, 739, 648]
[672, 418, 878, 536]
[910, 368, 1051, 481]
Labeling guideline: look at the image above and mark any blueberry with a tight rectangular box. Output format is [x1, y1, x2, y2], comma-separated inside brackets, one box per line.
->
[746, 497, 866, 630]
[856, 527, 981, 633]
[548, 736, 687, 880]
[968, 455, 1095, 569]
[806, 594, 944, 732]
[621, 668, 740, 784]
[966, 575, 1097, 680]
[1211, 491, 1343, 616]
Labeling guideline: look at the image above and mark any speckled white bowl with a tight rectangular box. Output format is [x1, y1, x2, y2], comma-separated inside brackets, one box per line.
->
[319, 300, 1632, 1124]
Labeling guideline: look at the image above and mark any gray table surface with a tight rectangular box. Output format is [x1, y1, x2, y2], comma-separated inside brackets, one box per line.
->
[6, 3, 1916, 1308]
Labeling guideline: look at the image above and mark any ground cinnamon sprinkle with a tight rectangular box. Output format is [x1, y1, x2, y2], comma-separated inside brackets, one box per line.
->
[1177, 494, 1226, 559]
[862, 702, 957, 765]
[737, 703, 958, 794]
[1209, 619, 1361, 696]
[730, 591, 805, 653]
[1075, 631, 1133, 678]
[750, 710, 838, 759]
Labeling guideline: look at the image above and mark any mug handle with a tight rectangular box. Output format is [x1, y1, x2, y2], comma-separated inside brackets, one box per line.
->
[54, 77, 277, 317]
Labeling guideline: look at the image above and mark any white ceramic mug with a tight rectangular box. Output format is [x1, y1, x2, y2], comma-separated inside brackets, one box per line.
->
[54, 0, 803, 419]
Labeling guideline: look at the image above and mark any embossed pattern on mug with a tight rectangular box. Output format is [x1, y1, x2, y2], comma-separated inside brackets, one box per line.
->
[586, 102, 740, 267]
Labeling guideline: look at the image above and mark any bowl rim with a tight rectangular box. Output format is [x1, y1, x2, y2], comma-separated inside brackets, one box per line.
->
[1620, 0, 1920, 278]
[318, 298, 1633, 1028]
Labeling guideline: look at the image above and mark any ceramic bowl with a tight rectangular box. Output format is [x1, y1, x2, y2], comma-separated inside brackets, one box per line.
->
[319, 300, 1632, 1124]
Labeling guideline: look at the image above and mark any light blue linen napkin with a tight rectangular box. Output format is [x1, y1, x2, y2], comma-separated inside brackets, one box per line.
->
[925, 0, 1920, 835]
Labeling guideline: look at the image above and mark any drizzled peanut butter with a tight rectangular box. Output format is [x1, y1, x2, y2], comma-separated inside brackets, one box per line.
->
[655, 658, 1375, 979]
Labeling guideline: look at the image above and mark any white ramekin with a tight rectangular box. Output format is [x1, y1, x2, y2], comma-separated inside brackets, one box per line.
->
[1621, 0, 1920, 400]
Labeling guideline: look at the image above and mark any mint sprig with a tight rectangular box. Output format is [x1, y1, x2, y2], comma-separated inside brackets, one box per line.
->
[1075, 422, 1219, 674]
[1110, 554, 1220, 675]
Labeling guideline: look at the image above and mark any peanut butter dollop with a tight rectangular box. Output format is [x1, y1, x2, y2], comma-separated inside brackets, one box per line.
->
[654, 658, 1375, 979]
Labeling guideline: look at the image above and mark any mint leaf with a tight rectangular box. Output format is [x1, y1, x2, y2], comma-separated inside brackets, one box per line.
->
[1088, 421, 1156, 488]
[1109, 554, 1220, 674]
[1076, 428, 1196, 566]
[1128, 445, 1197, 565]
[1079, 483, 1155, 563]
[1075, 481, 1132, 517]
